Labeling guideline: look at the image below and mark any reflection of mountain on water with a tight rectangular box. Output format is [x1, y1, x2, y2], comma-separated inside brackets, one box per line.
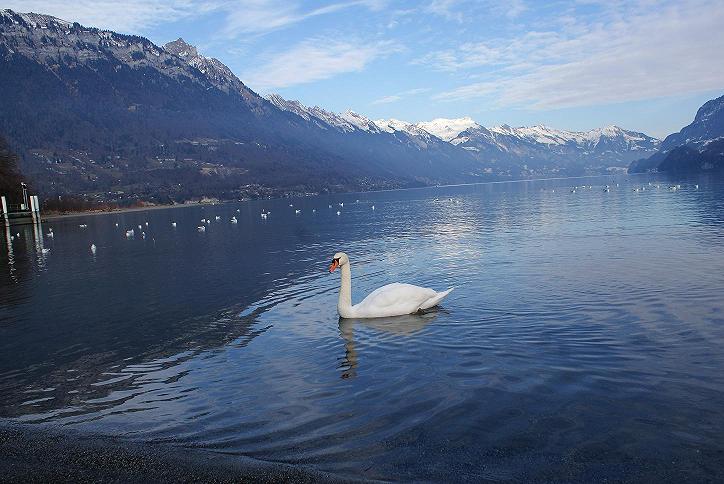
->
[0, 304, 270, 421]
[338, 312, 439, 379]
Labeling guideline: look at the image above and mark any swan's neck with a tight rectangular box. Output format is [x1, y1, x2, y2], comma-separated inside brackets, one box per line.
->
[337, 263, 354, 318]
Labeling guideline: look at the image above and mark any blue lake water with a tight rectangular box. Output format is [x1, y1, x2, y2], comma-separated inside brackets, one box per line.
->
[2, 175, 724, 481]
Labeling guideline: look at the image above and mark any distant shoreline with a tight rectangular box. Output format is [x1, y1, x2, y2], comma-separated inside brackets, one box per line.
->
[39, 173, 639, 222]
[41, 201, 220, 221]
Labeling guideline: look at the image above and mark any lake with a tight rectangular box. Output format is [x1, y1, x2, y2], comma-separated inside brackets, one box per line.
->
[2, 175, 724, 481]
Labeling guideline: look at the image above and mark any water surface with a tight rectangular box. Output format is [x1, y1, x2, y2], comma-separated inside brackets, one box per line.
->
[2, 175, 724, 481]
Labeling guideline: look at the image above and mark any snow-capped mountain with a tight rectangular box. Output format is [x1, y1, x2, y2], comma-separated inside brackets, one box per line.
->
[629, 93, 724, 173]
[163, 38, 256, 104]
[660, 94, 724, 150]
[0, 8, 485, 201]
[447, 122, 660, 169]
[266, 93, 357, 132]
[375, 118, 436, 139]
[266, 93, 660, 167]
[0, 8, 665, 203]
[416, 117, 478, 141]
[266, 95, 451, 151]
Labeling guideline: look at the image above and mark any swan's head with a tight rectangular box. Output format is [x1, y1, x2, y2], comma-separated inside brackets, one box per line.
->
[329, 252, 349, 272]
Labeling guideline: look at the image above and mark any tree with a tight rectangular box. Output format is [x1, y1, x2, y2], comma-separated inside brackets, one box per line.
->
[0, 136, 25, 202]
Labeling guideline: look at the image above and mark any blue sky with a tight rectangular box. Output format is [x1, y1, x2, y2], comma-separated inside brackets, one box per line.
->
[7, 0, 724, 137]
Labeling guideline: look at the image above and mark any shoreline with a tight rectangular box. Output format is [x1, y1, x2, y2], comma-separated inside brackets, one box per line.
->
[41, 202, 220, 222]
[0, 422, 352, 483]
[39, 173, 636, 222]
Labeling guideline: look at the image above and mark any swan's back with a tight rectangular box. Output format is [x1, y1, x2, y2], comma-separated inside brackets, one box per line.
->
[354, 283, 439, 318]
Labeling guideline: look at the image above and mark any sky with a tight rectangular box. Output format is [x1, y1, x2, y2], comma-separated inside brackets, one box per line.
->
[5, 0, 724, 137]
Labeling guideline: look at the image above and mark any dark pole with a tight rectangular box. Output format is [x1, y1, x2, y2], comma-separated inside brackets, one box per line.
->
[21, 182, 28, 209]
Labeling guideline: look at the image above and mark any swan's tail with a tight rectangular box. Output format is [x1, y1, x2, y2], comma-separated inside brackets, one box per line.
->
[419, 287, 454, 310]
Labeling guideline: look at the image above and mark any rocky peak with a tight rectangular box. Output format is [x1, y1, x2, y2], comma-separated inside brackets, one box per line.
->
[163, 38, 198, 59]
[693, 94, 724, 124]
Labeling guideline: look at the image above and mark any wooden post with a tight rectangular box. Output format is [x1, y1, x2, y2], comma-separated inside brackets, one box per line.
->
[30, 195, 37, 222]
[1, 196, 7, 224]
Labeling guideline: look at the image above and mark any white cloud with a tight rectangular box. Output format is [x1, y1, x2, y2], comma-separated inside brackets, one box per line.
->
[503, 0, 526, 19]
[429, 0, 724, 109]
[371, 87, 430, 104]
[2, 0, 216, 33]
[373, 95, 402, 105]
[219, 0, 387, 38]
[423, 0, 526, 23]
[425, 0, 463, 22]
[244, 38, 393, 90]
[5, 0, 388, 38]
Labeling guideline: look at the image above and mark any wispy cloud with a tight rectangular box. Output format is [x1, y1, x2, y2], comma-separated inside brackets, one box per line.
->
[372, 87, 431, 104]
[423, 0, 526, 23]
[2, 0, 215, 33]
[220, 0, 387, 38]
[7, 0, 388, 38]
[373, 95, 402, 105]
[244, 37, 393, 90]
[424, 0, 463, 22]
[428, 0, 724, 109]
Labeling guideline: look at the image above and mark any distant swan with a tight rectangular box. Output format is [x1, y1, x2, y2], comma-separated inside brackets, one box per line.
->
[329, 252, 453, 319]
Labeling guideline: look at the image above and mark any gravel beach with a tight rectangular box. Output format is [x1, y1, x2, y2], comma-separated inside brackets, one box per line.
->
[0, 424, 350, 483]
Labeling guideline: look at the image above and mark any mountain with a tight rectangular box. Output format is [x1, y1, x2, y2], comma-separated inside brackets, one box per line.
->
[0, 9, 662, 204]
[657, 139, 724, 174]
[267, 96, 660, 179]
[629, 94, 724, 174]
[416, 117, 478, 141]
[0, 9, 484, 203]
[438, 120, 660, 176]
[660, 94, 724, 150]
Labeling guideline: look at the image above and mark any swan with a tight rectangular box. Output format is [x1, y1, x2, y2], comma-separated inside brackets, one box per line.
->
[329, 252, 453, 319]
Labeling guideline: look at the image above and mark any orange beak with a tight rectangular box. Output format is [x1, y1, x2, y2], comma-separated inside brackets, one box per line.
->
[329, 259, 339, 273]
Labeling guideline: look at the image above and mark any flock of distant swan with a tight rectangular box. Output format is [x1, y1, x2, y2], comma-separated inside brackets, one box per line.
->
[10, 181, 700, 261]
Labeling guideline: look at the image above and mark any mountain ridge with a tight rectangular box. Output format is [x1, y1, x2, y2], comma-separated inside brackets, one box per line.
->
[1, 8, 663, 204]
[266, 94, 661, 171]
[628, 94, 724, 174]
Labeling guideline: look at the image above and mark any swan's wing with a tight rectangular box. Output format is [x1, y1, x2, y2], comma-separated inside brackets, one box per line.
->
[419, 287, 454, 310]
[354, 283, 437, 317]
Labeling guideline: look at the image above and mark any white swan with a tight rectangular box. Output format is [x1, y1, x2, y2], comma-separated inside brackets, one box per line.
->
[329, 252, 453, 319]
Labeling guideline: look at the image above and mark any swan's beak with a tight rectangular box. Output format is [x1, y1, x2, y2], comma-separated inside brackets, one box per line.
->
[329, 259, 339, 272]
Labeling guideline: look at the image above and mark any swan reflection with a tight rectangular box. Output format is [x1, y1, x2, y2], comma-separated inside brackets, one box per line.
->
[337, 311, 439, 379]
